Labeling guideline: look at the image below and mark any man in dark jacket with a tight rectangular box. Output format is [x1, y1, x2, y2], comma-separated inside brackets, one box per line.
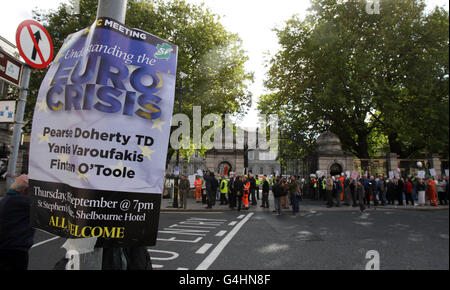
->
[333, 176, 341, 207]
[249, 174, 257, 206]
[228, 173, 237, 209]
[179, 175, 190, 209]
[261, 175, 270, 208]
[288, 176, 300, 215]
[234, 176, 244, 211]
[356, 178, 366, 213]
[369, 176, 378, 206]
[396, 178, 404, 206]
[386, 179, 395, 204]
[272, 177, 283, 215]
[205, 171, 218, 209]
[0, 174, 35, 270]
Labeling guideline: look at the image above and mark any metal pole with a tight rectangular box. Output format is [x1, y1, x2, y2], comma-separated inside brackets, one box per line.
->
[96, 0, 127, 23]
[76, 0, 128, 270]
[173, 78, 182, 208]
[6, 65, 31, 189]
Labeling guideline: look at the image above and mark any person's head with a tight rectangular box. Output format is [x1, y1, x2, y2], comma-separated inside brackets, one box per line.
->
[291, 176, 296, 181]
[263, 175, 267, 181]
[370, 176, 374, 180]
[10, 174, 29, 195]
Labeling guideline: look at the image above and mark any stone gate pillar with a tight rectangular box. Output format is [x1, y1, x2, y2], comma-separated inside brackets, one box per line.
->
[386, 153, 399, 175]
[431, 154, 442, 177]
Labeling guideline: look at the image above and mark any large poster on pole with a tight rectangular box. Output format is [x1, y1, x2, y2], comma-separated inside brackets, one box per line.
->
[28, 18, 178, 247]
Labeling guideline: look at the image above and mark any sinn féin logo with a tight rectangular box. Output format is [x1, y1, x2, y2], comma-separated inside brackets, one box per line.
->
[154, 43, 173, 60]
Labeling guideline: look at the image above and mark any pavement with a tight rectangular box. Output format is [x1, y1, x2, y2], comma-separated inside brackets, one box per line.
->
[0, 179, 5, 196]
[160, 192, 449, 212]
[2, 180, 447, 212]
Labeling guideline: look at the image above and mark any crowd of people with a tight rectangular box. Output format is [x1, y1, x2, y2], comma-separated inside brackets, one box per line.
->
[180, 170, 450, 214]
[187, 171, 301, 215]
[308, 174, 449, 211]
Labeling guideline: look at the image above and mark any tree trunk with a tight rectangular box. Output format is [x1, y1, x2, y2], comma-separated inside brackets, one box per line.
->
[388, 133, 403, 157]
[356, 131, 370, 159]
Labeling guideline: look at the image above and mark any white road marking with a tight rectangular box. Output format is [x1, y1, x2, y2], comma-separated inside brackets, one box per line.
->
[177, 267, 189, 270]
[237, 214, 245, 219]
[196, 243, 213, 254]
[215, 230, 227, 237]
[147, 249, 179, 261]
[228, 221, 237, 226]
[196, 213, 254, 270]
[157, 236, 203, 243]
[31, 236, 59, 248]
[152, 264, 164, 269]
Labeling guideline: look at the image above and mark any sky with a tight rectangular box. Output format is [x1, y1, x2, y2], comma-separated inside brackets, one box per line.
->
[0, 0, 448, 128]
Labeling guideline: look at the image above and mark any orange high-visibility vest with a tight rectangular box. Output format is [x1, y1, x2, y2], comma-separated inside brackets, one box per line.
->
[243, 181, 250, 193]
[243, 181, 250, 207]
[194, 179, 202, 201]
[339, 177, 345, 200]
[427, 179, 438, 206]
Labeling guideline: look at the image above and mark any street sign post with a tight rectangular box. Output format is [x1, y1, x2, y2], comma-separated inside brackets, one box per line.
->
[15, 20, 53, 69]
[0, 48, 23, 87]
[6, 20, 53, 189]
[0, 100, 16, 123]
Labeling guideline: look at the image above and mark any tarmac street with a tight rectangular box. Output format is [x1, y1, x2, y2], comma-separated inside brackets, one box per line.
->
[28, 201, 449, 270]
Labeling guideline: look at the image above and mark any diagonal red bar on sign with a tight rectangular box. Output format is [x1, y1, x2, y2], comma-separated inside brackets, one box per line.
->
[26, 24, 45, 64]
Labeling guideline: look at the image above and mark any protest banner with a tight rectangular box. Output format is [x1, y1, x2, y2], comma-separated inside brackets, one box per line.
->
[417, 171, 426, 179]
[389, 171, 394, 179]
[28, 17, 178, 247]
[429, 168, 436, 177]
[188, 175, 196, 188]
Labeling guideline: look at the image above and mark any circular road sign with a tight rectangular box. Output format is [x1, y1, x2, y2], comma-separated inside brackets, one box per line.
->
[16, 20, 54, 69]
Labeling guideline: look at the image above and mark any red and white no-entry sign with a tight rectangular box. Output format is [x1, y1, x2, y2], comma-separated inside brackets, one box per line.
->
[16, 20, 53, 69]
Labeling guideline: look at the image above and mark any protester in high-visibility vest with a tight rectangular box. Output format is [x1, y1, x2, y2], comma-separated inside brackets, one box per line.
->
[242, 175, 250, 210]
[312, 177, 318, 200]
[220, 177, 228, 205]
[194, 176, 203, 202]
[339, 175, 345, 201]
[427, 177, 439, 206]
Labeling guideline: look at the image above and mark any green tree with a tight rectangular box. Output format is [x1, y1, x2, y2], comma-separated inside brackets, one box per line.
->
[259, 0, 449, 159]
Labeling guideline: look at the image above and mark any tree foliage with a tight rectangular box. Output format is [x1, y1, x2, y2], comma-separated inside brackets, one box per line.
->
[259, 0, 449, 159]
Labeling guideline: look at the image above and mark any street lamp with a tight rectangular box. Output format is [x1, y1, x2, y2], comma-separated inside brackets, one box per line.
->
[173, 72, 187, 208]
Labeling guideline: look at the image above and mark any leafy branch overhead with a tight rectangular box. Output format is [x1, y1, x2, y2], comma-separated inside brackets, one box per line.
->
[259, 0, 449, 159]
